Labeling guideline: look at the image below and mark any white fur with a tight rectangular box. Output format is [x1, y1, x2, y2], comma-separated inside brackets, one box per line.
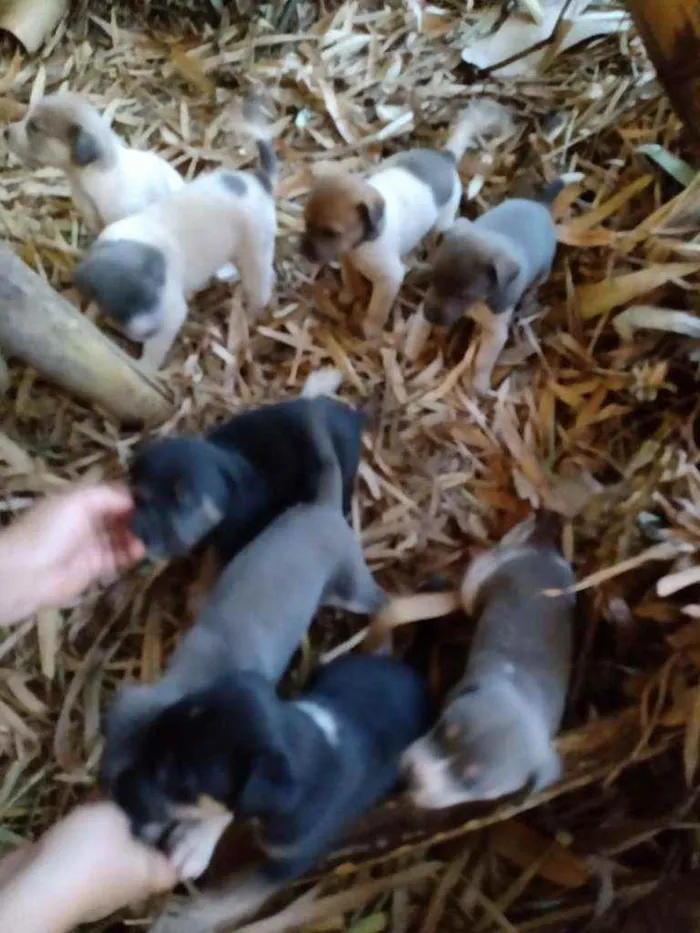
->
[95, 169, 276, 368]
[351, 167, 461, 337]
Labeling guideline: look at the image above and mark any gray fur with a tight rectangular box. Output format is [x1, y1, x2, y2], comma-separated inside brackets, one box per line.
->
[74, 239, 166, 327]
[404, 519, 574, 806]
[69, 124, 100, 166]
[391, 149, 457, 208]
[219, 171, 248, 196]
[254, 139, 277, 193]
[424, 196, 558, 323]
[102, 402, 386, 780]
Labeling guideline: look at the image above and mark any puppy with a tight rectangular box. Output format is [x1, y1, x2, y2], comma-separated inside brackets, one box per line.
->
[5, 91, 183, 232]
[403, 514, 574, 809]
[130, 654, 430, 933]
[74, 138, 277, 368]
[301, 100, 512, 337]
[101, 401, 388, 808]
[130, 372, 363, 562]
[423, 178, 566, 393]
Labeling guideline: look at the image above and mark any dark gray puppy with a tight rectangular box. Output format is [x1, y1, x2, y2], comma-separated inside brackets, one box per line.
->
[423, 178, 566, 393]
[101, 400, 387, 810]
[403, 514, 574, 808]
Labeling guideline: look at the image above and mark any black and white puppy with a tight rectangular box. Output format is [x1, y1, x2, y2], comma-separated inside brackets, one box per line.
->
[101, 399, 388, 819]
[129, 373, 364, 562]
[127, 654, 430, 933]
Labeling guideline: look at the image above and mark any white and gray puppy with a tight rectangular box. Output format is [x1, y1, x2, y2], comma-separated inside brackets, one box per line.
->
[423, 178, 568, 393]
[403, 514, 574, 809]
[101, 395, 388, 832]
[74, 139, 277, 369]
[301, 100, 512, 338]
[5, 91, 183, 232]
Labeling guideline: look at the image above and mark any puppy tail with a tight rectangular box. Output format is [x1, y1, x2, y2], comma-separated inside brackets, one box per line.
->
[226, 95, 278, 193]
[301, 366, 343, 399]
[537, 172, 584, 209]
[305, 399, 343, 510]
[444, 99, 514, 162]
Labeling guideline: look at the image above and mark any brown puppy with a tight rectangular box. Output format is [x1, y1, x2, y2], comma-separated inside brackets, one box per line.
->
[423, 177, 573, 392]
[302, 101, 512, 337]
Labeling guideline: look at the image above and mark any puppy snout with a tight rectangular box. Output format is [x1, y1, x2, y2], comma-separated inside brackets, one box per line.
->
[422, 294, 443, 326]
[300, 235, 318, 262]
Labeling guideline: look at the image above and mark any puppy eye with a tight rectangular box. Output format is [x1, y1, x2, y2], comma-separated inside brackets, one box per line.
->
[26, 118, 39, 134]
[317, 227, 338, 239]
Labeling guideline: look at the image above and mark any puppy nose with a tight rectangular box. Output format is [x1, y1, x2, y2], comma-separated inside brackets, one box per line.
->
[301, 237, 316, 262]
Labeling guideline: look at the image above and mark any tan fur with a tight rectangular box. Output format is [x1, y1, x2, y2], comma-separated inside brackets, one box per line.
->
[303, 174, 384, 262]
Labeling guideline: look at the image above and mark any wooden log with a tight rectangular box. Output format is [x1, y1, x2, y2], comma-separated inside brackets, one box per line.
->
[624, 0, 700, 139]
[0, 242, 172, 425]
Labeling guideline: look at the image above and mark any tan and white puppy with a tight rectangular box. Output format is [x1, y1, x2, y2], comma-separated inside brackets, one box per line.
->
[423, 177, 572, 393]
[403, 514, 574, 810]
[5, 91, 183, 233]
[301, 100, 512, 337]
[74, 140, 277, 369]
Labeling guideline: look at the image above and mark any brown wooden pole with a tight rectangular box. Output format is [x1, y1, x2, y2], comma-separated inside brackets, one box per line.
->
[625, 0, 700, 139]
[0, 243, 173, 425]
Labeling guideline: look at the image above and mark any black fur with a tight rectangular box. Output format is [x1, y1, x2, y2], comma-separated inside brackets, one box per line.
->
[130, 396, 364, 560]
[75, 239, 166, 327]
[109, 654, 430, 879]
[392, 149, 456, 207]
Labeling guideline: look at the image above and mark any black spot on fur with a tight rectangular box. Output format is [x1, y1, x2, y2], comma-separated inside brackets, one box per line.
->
[220, 172, 248, 196]
[393, 149, 456, 207]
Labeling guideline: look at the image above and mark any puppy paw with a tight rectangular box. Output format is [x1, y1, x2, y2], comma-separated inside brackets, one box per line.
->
[168, 815, 233, 881]
[472, 372, 492, 396]
[150, 905, 212, 933]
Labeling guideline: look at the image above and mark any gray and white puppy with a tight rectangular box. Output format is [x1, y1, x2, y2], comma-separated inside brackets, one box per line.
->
[423, 179, 567, 393]
[101, 399, 387, 831]
[5, 91, 183, 233]
[74, 140, 277, 369]
[403, 514, 574, 809]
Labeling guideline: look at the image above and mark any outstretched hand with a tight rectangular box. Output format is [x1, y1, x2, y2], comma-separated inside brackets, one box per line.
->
[0, 484, 146, 626]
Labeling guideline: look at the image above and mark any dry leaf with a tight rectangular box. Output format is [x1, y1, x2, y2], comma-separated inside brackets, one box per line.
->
[614, 306, 700, 341]
[490, 820, 590, 888]
[461, 0, 627, 76]
[577, 263, 700, 320]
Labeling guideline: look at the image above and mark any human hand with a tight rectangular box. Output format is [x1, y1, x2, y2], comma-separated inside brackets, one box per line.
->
[31, 801, 178, 925]
[0, 484, 145, 622]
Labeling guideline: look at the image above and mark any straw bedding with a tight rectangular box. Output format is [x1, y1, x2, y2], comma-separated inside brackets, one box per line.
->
[2, 1, 700, 930]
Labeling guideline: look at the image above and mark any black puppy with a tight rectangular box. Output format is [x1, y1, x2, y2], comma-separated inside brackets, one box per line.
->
[113, 654, 430, 933]
[130, 390, 364, 561]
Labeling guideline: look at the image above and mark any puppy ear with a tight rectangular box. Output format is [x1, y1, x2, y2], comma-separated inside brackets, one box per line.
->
[68, 123, 100, 166]
[238, 748, 300, 818]
[356, 193, 385, 242]
[100, 683, 176, 790]
[487, 248, 520, 312]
